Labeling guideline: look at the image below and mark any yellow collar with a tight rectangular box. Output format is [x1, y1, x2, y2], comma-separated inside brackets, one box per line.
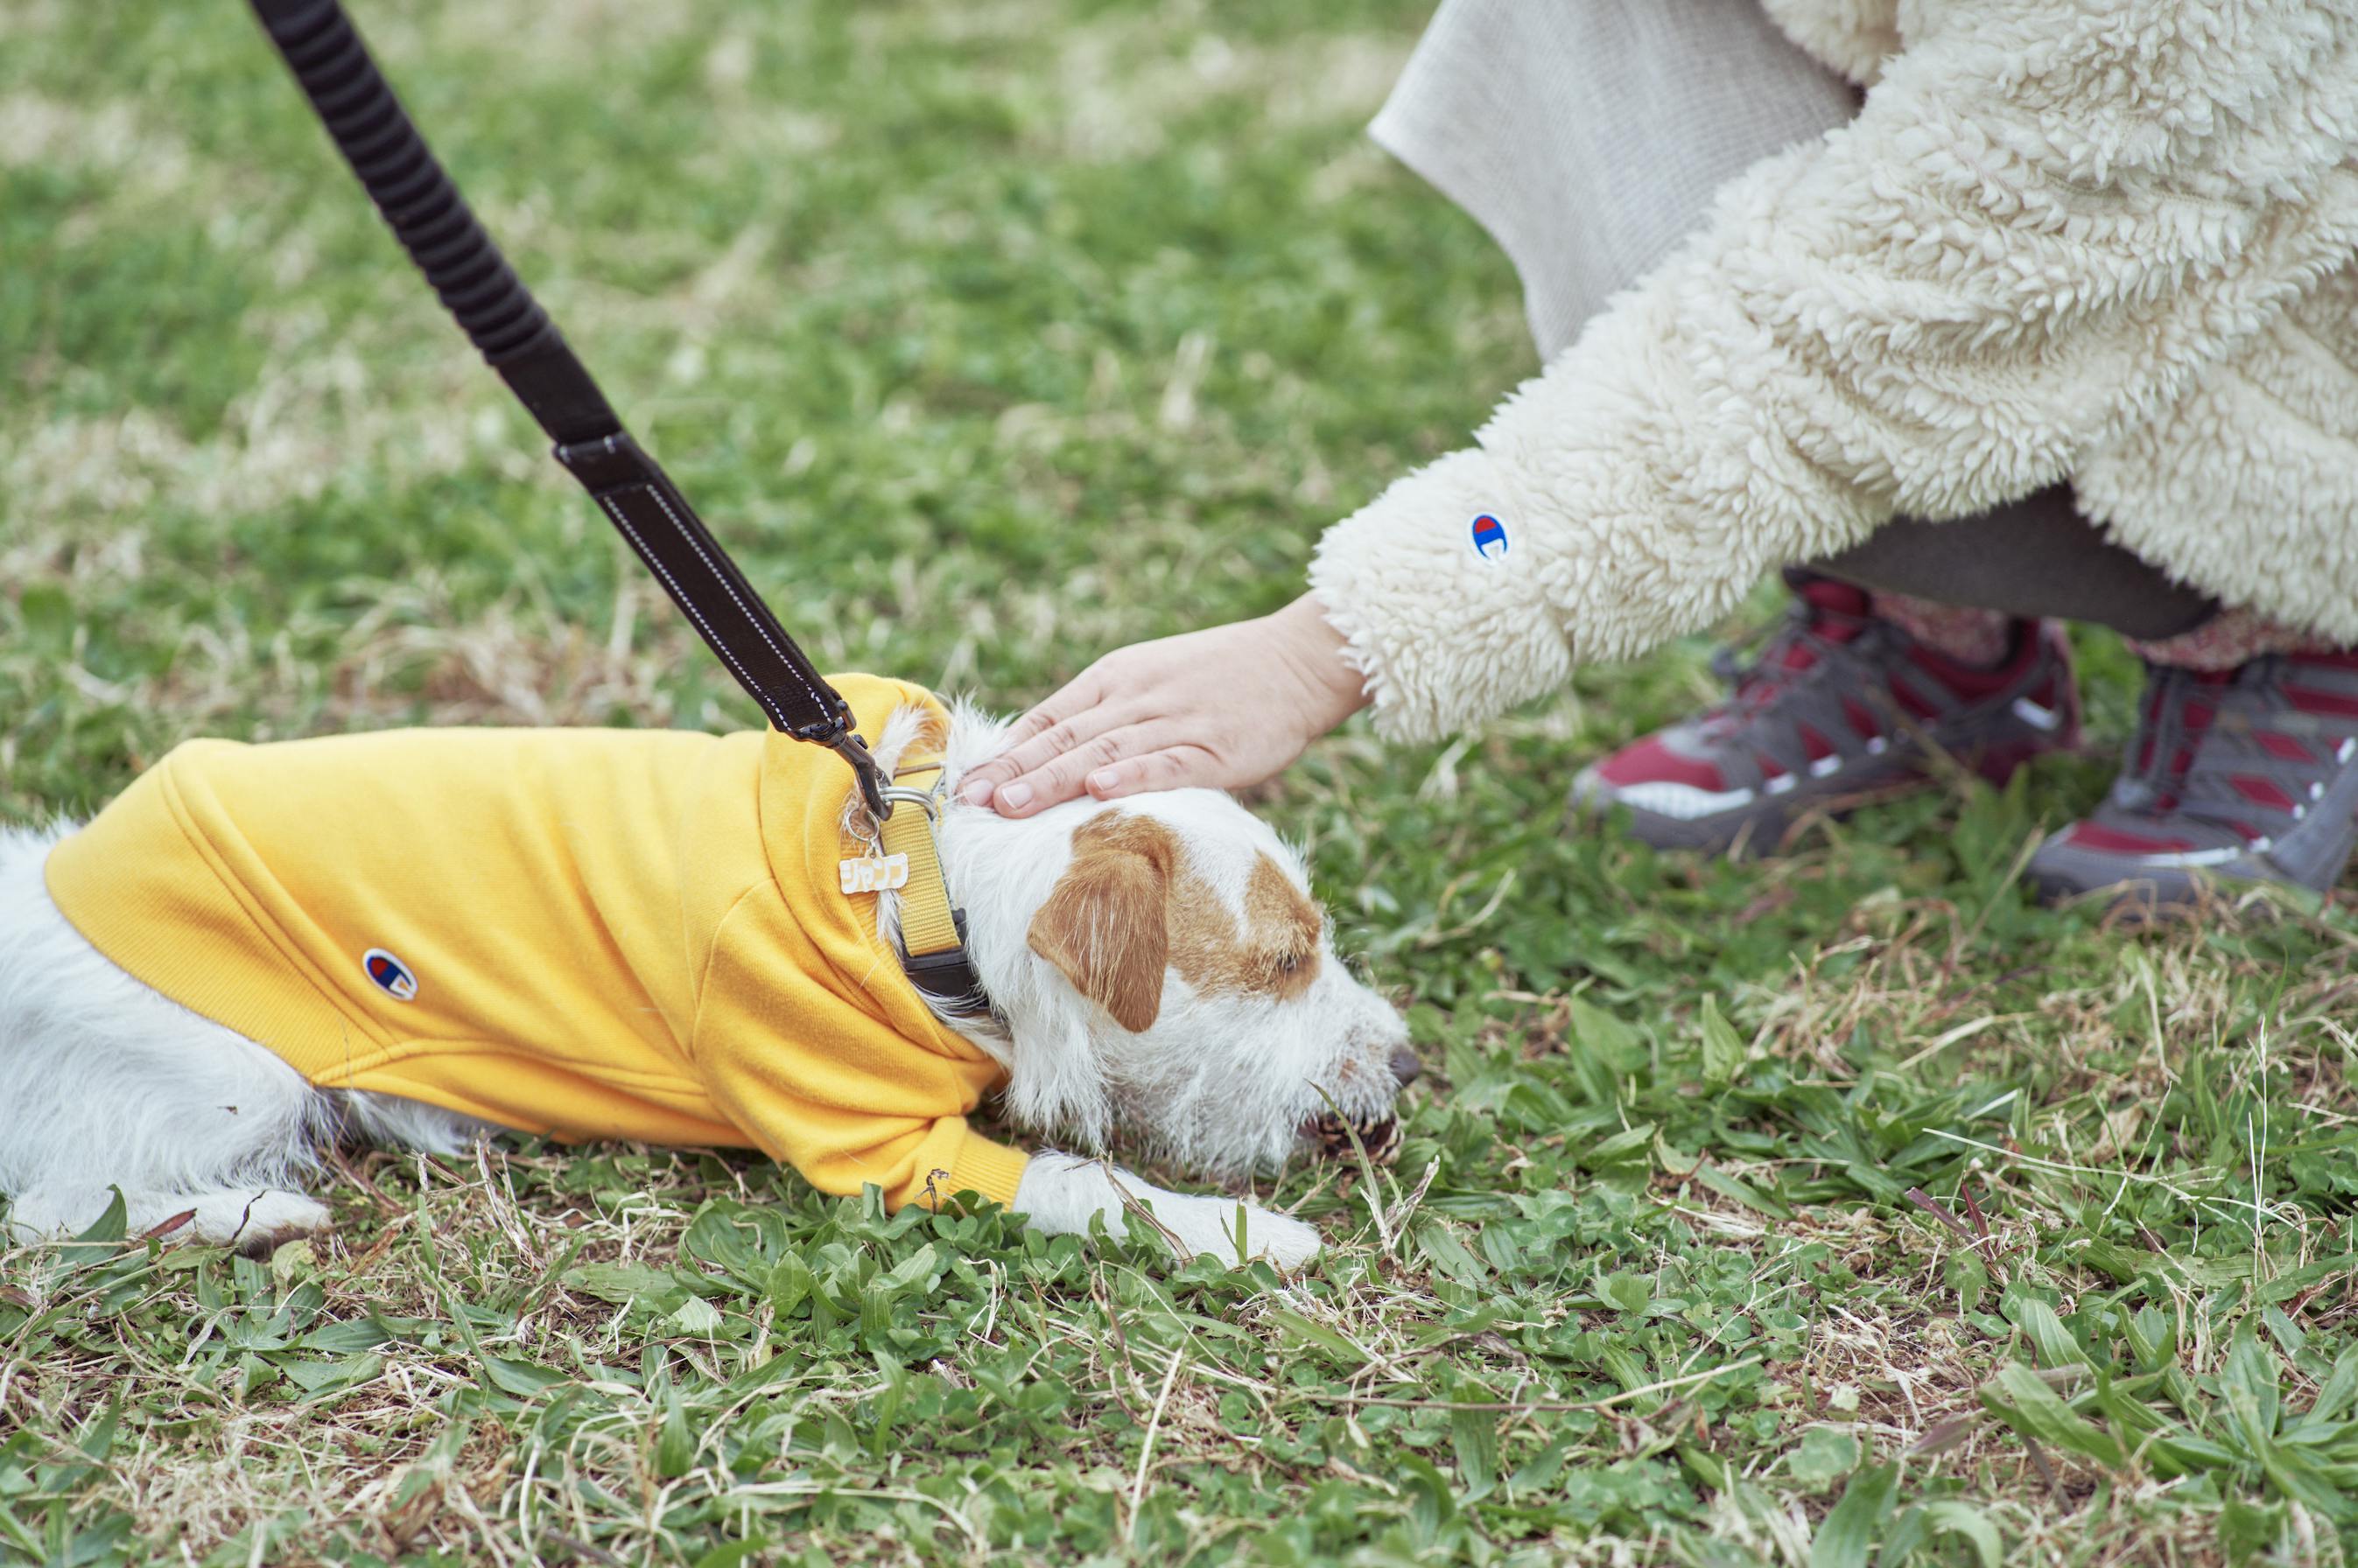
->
[873, 752, 990, 1015]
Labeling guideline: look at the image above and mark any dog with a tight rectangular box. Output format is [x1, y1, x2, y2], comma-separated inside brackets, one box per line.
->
[0, 676, 1415, 1269]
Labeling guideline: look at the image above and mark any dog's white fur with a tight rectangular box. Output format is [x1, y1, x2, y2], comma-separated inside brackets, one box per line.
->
[0, 703, 1409, 1269]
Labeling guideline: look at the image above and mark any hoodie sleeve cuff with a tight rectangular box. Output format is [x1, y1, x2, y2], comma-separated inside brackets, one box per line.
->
[918, 1133, 1029, 1212]
[1308, 446, 1571, 746]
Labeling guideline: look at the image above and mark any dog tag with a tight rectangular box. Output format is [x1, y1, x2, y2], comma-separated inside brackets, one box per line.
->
[839, 852, 911, 894]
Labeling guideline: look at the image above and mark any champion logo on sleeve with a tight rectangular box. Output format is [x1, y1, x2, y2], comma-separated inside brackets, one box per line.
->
[362, 947, 418, 1002]
[1470, 514, 1508, 559]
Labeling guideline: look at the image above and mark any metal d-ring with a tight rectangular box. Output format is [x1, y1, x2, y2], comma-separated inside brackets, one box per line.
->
[878, 785, 942, 822]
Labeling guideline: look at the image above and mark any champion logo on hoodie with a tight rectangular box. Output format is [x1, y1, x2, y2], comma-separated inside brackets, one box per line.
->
[362, 947, 418, 1002]
[1470, 514, 1508, 559]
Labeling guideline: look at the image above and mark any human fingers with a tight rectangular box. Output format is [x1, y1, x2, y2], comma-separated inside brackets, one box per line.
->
[986, 723, 1178, 818]
[963, 705, 1151, 815]
[958, 673, 1119, 807]
[1079, 745, 1218, 802]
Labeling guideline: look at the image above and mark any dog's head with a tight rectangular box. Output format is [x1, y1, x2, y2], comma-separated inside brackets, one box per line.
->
[919, 705, 1414, 1180]
[1025, 793, 1414, 1174]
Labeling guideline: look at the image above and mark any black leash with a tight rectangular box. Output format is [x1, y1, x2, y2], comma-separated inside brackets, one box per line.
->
[244, 0, 892, 822]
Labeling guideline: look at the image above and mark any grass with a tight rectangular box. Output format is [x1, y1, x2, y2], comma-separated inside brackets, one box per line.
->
[3, 0, 2355, 1563]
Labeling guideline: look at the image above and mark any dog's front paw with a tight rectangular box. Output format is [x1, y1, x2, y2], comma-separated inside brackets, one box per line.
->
[4, 1185, 330, 1255]
[1235, 1205, 1323, 1271]
[193, 1189, 333, 1256]
[1150, 1193, 1322, 1271]
[1014, 1157, 1323, 1271]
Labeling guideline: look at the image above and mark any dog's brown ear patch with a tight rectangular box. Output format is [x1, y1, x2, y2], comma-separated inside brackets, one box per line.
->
[1028, 812, 1175, 1032]
[1242, 852, 1323, 999]
[1167, 850, 1323, 1000]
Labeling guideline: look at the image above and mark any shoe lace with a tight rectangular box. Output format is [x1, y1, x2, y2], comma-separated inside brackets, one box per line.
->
[2115, 664, 2194, 804]
[1706, 598, 1875, 721]
[2177, 658, 2329, 840]
[2120, 657, 2322, 843]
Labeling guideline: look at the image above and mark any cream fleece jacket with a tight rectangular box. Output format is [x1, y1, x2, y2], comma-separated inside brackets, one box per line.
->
[1311, 0, 2358, 743]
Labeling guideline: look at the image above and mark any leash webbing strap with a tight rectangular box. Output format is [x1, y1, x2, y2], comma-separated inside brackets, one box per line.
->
[882, 758, 991, 1015]
[246, 0, 889, 819]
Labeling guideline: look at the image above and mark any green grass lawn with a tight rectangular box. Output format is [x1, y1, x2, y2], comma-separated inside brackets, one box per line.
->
[4, 2, 2355, 1564]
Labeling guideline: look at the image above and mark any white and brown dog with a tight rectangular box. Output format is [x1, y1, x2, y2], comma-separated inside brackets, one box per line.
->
[0, 686, 1414, 1269]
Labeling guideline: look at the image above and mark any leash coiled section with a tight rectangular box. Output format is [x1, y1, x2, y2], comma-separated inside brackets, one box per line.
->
[246, 0, 889, 820]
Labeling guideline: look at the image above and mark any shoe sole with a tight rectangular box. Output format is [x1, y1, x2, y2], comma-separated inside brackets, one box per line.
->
[2027, 760, 2358, 910]
[1576, 734, 2064, 858]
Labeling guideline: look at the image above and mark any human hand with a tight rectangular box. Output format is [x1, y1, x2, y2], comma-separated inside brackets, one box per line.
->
[958, 592, 1368, 817]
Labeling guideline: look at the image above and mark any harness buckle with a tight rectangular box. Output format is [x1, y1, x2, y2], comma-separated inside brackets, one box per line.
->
[898, 909, 992, 1016]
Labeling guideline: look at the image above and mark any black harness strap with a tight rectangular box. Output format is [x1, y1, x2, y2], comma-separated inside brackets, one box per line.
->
[246, 0, 890, 820]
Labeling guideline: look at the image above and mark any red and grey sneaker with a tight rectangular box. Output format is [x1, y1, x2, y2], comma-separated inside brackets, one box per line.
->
[2027, 653, 2358, 906]
[1571, 574, 2083, 855]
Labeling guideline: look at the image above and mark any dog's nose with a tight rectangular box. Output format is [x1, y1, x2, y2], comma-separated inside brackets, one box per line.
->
[1388, 1047, 1422, 1088]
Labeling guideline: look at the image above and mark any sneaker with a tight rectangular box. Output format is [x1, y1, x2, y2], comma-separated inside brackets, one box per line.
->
[2026, 653, 2358, 906]
[1571, 573, 2082, 855]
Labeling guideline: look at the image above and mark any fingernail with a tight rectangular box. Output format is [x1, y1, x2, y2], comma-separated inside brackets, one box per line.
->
[961, 779, 994, 806]
[1088, 768, 1118, 794]
[1000, 781, 1033, 810]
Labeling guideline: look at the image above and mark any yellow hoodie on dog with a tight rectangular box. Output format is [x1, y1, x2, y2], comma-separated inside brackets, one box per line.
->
[43, 675, 1028, 1212]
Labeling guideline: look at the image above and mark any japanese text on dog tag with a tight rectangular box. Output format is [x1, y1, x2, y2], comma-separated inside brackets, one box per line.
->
[839, 853, 911, 894]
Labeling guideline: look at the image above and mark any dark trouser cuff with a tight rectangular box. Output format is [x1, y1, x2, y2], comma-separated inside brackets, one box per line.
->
[1810, 486, 2217, 640]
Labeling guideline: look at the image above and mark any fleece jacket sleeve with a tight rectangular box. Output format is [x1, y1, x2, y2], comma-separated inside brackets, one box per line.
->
[1309, 0, 2358, 744]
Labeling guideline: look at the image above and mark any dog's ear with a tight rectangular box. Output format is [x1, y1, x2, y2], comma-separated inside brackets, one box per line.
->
[1027, 815, 1172, 1032]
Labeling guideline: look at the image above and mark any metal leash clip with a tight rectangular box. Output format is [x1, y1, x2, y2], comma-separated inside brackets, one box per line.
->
[823, 728, 894, 823]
